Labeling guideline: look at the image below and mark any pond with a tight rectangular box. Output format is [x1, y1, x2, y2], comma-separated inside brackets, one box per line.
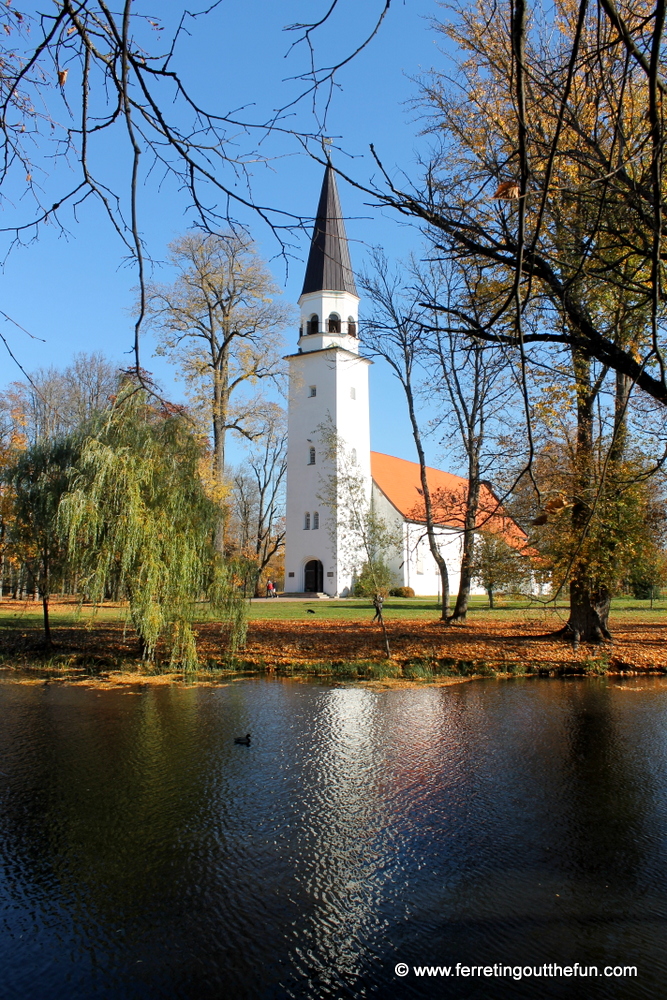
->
[0, 676, 666, 999]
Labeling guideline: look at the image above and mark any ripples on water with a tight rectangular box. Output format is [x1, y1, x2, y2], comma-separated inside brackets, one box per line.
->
[1, 677, 667, 999]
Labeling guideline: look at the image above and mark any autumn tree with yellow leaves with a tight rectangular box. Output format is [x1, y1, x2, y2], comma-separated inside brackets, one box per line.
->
[346, 0, 667, 641]
[147, 233, 293, 490]
[364, 0, 666, 401]
[508, 419, 667, 628]
[5, 435, 80, 645]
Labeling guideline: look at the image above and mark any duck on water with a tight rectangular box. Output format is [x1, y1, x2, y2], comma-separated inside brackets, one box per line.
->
[234, 733, 251, 746]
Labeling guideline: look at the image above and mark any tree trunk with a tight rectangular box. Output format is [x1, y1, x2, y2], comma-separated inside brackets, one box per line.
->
[379, 615, 391, 658]
[41, 551, 52, 649]
[42, 595, 52, 649]
[372, 596, 391, 657]
[212, 366, 228, 485]
[565, 349, 612, 643]
[212, 365, 230, 554]
[450, 471, 481, 623]
[567, 578, 611, 643]
[403, 378, 450, 619]
[564, 370, 629, 643]
[487, 587, 494, 609]
[610, 371, 631, 464]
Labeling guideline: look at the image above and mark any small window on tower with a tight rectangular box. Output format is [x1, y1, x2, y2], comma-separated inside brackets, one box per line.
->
[308, 314, 319, 335]
[308, 447, 316, 465]
[351, 448, 357, 465]
[309, 385, 317, 397]
[350, 387, 356, 400]
[304, 512, 311, 530]
[328, 312, 341, 333]
[313, 512, 319, 529]
[348, 317, 357, 337]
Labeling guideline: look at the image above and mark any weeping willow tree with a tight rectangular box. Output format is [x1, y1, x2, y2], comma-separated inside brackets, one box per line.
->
[58, 389, 246, 670]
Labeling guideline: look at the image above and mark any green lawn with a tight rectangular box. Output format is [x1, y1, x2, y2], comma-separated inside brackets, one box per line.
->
[244, 595, 667, 622]
[0, 600, 127, 631]
[0, 594, 664, 631]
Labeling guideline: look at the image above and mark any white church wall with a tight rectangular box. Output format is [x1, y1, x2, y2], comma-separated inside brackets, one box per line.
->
[284, 346, 371, 596]
[284, 348, 337, 594]
[371, 482, 489, 598]
[371, 485, 405, 585]
[330, 352, 373, 595]
[405, 524, 489, 598]
[403, 521, 464, 597]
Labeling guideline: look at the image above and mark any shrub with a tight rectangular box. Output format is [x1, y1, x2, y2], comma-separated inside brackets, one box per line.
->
[389, 586, 415, 598]
[353, 560, 395, 599]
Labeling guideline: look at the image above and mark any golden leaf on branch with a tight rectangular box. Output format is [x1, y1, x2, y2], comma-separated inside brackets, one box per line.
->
[58, 69, 68, 86]
[544, 496, 571, 513]
[494, 180, 520, 200]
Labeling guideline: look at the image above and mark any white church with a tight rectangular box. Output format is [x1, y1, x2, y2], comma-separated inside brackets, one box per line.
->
[283, 164, 525, 597]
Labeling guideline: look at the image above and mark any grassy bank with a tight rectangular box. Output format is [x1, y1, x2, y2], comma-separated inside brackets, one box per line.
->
[0, 595, 665, 685]
[2, 593, 665, 625]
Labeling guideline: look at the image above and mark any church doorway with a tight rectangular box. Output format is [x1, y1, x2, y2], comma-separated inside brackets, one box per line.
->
[304, 560, 323, 593]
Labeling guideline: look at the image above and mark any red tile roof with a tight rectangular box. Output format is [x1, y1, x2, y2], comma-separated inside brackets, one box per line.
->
[370, 451, 527, 547]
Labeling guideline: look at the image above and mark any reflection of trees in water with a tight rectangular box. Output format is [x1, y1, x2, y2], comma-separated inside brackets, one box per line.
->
[0, 687, 209, 922]
[1, 682, 400, 996]
[563, 682, 649, 883]
[0, 689, 60, 903]
[2, 680, 666, 997]
[0, 684, 302, 994]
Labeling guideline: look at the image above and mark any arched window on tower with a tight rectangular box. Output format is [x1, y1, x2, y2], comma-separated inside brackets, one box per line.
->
[313, 512, 319, 530]
[328, 312, 341, 333]
[351, 448, 357, 466]
[348, 317, 357, 337]
[308, 314, 319, 335]
[308, 447, 316, 465]
[304, 512, 311, 530]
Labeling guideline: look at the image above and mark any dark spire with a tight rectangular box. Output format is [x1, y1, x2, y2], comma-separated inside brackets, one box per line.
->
[301, 163, 357, 296]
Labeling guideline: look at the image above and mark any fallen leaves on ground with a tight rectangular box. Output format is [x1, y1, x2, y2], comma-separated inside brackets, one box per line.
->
[224, 617, 667, 672]
[1, 601, 665, 674]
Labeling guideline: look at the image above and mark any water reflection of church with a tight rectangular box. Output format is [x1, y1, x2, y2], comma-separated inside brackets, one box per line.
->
[283, 164, 525, 597]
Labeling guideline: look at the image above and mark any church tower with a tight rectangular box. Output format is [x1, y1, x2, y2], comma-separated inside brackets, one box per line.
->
[283, 164, 372, 596]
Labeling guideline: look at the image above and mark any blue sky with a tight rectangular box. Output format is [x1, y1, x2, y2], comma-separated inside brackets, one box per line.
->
[0, 0, 453, 468]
